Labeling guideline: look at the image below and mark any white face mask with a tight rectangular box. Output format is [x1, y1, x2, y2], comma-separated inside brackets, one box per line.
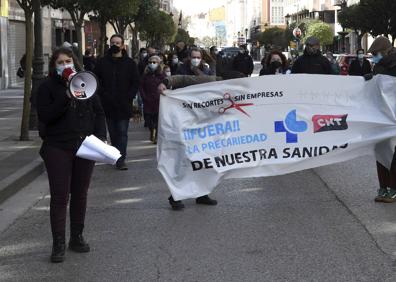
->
[172, 58, 179, 64]
[165, 71, 171, 77]
[148, 63, 158, 71]
[56, 63, 75, 76]
[358, 54, 364, 60]
[191, 58, 201, 67]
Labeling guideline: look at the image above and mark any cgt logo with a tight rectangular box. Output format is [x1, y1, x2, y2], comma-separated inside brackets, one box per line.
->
[275, 110, 308, 143]
[312, 114, 348, 133]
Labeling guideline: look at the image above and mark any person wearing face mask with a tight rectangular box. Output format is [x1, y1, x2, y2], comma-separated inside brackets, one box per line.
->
[169, 53, 181, 75]
[138, 48, 148, 76]
[291, 37, 332, 74]
[260, 50, 290, 75]
[348, 49, 372, 76]
[163, 65, 172, 77]
[139, 56, 165, 144]
[36, 47, 106, 263]
[176, 47, 214, 76]
[94, 34, 140, 170]
[232, 44, 254, 77]
[364, 36, 396, 203]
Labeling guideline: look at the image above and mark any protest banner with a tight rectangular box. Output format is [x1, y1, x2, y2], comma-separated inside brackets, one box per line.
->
[158, 74, 396, 200]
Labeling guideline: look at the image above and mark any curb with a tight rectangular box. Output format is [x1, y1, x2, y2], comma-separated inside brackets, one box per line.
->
[0, 158, 44, 204]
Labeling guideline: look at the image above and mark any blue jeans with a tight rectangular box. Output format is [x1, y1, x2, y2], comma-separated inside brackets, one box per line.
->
[106, 118, 129, 159]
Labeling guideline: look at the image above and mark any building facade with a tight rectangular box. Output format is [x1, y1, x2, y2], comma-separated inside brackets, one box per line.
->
[270, 0, 285, 26]
[159, 0, 174, 13]
[0, 0, 9, 89]
[0, 0, 81, 89]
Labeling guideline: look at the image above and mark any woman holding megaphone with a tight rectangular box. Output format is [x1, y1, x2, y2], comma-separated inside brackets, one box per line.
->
[36, 47, 106, 263]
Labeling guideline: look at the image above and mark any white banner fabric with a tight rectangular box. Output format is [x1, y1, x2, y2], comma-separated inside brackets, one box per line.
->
[157, 74, 396, 201]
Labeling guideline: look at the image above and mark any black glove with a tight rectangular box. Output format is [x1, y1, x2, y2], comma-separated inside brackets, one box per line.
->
[364, 73, 373, 81]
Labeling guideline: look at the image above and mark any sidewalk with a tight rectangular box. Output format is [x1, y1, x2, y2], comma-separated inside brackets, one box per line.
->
[0, 88, 44, 204]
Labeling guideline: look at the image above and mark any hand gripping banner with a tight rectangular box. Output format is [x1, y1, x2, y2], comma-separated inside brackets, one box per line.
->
[157, 74, 396, 200]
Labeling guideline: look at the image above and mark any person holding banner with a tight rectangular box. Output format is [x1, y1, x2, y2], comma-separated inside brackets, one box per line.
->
[176, 47, 214, 76]
[37, 47, 107, 263]
[366, 36, 396, 203]
[159, 66, 218, 210]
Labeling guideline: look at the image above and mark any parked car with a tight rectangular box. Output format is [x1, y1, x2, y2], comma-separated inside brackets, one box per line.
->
[220, 47, 241, 59]
[336, 54, 372, 75]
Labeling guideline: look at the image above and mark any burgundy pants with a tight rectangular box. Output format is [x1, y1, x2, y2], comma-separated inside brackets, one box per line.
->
[40, 144, 95, 238]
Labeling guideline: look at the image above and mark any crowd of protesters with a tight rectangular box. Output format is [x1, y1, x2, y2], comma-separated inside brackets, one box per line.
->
[35, 32, 395, 263]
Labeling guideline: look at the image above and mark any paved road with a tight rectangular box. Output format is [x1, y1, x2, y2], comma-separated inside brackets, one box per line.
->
[0, 122, 395, 282]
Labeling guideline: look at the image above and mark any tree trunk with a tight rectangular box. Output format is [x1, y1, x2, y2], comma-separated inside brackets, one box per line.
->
[98, 19, 107, 57]
[75, 21, 84, 64]
[109, 21, 119, 34]
[30, 0, 44, 131]
[130, 25, 139, 58]
[20, 12, 34, 141]
[118, 24, 126, 37]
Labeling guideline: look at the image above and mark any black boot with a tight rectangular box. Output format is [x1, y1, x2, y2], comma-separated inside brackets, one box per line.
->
[116, 158, 128, 170]
[196, 195, 217, 205]
[51, 235, 65, 263]
[153, 129, 157, 144]
[168, 195, 185, 210]
[69, 224, 90, 253]
[149, 128, 154, 142]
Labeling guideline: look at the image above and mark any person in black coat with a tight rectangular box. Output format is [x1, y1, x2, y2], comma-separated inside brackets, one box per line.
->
[82, 49, 96, 72]
[94, 34, 140, 170]
[348, 48, 372, 76]
[260, 50, 290, 75]
[36, 47, 106, 263]
[232, 45, 254, 77]
[137, 48, 148, 76]
[176, 47, 214, 76]
[168, 53, 181, 75]
[291, 37, 332, 74]
[175, 41, 189, 63]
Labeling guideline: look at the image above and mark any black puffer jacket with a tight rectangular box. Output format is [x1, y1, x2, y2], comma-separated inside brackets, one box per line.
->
[373, 49, 396, 77]
[291, 50, 332, 74]
[232, 52, 254, 76]
[348, 59, 372, 76]
[94, 50, 140, 120]
[37, 76, 106, 151]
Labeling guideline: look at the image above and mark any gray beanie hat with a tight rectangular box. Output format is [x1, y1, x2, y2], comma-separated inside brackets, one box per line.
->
[305, 36, 320, 46]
